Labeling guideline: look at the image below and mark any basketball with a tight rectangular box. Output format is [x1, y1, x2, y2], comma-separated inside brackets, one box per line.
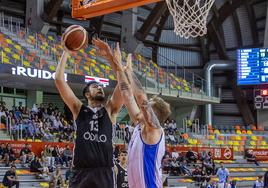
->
[62, 25, 88, 51]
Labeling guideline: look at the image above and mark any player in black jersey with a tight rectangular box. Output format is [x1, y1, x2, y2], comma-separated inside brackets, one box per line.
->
[115, 150, 128, 188]
[55, 37, 123, 188]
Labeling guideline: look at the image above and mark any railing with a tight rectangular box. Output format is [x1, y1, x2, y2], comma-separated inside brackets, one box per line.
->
[0, 12, 220, 99]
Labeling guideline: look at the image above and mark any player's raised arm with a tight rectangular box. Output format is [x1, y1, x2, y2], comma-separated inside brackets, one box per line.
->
[92, 38, 123, 124]
[124, 54, 161, 129]
[54, 50, 82, 120]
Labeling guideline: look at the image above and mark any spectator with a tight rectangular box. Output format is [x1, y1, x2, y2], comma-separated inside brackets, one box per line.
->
[179, 159, 192, 176]
[3, 144, 16, 167]
[20, 143, 34, 165]
[162, 154, 171, 174]
[254, 176, 264, 188]
[200, 150, 208, 161]
[65, 163, 73, 185]
[52, 146, 63, 166]
[41, 145, 55, 168]
[186, 148, 197, 163]
[30, 156, 48, 179]
[216, 162, 229, 188]
[62, 145, 72, 167]
[2, 165, 19, 188]
[264, 171, 268, 188]
[0, 143, 6, 160]
[226, 180, 237, 188]
[201, 165, 211, 185]
[192, 166, 202, 186]
[50, 166, 63, 188]
[245, 150, 259, 166]
[170, 157, 180, 175]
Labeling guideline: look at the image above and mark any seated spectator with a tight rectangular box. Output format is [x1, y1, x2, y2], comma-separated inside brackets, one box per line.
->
[52, 146, 63, 166]
[162, 154, 171, 174]
[186, 148, 197, 163]
[62, 145, 72, 167]
[168, 131, 177, 145]
[253, 176, 264, 188]
[179, 159, 192, 176]
[200, 150, 208, 161]
[20, 143, 34, 165]
[3, 144, 16, 166]
[201, 166, 211, 184]
[50, 166, 64, 188]
[192, 166, 202, 186]
[41, 145, 55, 168]
[170, 157, 180, 175]
[245, 150, 259, 166]
[0, 143, 6, 160]
[30, 156, 50, 179]
[2, 165, 19, 188]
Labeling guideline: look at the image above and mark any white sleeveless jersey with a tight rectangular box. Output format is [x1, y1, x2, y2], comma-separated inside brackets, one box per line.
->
[127, 125, 165, 188]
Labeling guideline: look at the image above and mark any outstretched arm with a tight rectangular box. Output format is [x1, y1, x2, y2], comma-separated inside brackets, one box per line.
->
[124, 54, 161, 129]
[92, 39, 123, 124]
[55, 51, 82, 120]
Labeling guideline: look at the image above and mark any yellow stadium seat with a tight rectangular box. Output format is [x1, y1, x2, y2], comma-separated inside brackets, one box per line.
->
[209, 135, 215, 140]
[94, 67, 100, 73]
[49, 65, 56, 71]
[23, 61, 30, 67]
[6, 38, 12, 44]
[13, 53, 20, 60]
[228, 141, 233, 145]
[247, 130, 252, 134]
[235, 136, 241, 141]
[250, 141, 256, 146]
[233, 141, 239, 146]
[14, 44, 21, 50]
[177, 86, 182, 90]
[261, 141, 267, 146]
[214, 129, 220, 134]
[91, 59, 96, 63]
[236, 130, 241, 134]
[84, 66, 89, 71]
[48, 35, 54, 41]
[109, 74, 115, 80]
[234, 146, 239, 151]
[3, 57, 10, 64]
[251, 136, 257, 141]
[4, 47, 11, 53]
[100, 64, 105, 69]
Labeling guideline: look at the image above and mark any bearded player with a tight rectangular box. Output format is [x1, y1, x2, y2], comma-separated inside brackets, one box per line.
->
[94, 39, 171, 188]
[55, 35, 123, 187]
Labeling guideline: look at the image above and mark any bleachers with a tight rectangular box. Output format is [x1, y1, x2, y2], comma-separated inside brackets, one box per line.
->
[0, 26, 193, 93]
[166, 159, 268, 188]
[0, 164, 68, 188]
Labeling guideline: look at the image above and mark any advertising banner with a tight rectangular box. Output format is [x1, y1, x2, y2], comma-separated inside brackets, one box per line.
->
[166, 145, 234, 160]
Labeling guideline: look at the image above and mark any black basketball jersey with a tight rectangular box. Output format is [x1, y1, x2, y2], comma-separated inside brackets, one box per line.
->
[116, 164, 128, 188]
[73, 104, 113, 168]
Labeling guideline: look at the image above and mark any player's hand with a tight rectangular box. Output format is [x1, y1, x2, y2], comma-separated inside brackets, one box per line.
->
[113, 42, 123, 71]
[92, 38, 113, 61]
[124, 53, 133, 72]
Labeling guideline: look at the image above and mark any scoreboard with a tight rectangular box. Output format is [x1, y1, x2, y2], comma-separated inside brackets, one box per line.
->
[237, 48, 268, 85]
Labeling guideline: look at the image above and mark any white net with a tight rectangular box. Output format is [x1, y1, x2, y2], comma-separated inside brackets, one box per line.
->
[165, 0, 215, 39]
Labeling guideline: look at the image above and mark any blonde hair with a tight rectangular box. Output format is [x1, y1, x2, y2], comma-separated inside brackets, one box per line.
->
[150, 96, 171, 124]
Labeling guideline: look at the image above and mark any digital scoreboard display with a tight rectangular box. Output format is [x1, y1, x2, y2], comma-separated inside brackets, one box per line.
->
[237, 48, 268, 85]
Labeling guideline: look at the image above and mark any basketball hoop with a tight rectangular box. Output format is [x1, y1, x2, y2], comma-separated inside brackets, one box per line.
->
[165, 0, 215, 39]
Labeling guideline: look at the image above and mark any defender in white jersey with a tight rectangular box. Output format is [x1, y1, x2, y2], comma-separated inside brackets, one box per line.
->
[94, 39, 171, 188]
